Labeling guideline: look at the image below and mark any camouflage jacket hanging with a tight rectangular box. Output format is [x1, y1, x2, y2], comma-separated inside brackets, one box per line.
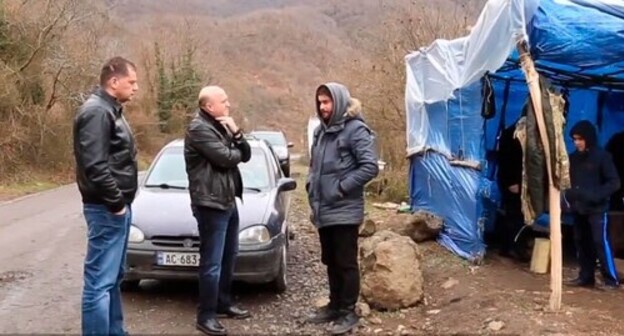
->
[514, 77, 571, 225]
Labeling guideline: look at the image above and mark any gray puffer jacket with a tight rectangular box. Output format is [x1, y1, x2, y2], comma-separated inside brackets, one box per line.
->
[306, 82, 379, 228]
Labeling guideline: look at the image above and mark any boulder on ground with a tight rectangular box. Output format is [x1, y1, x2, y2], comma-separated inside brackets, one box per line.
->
[373, 211, 443, 243]
[360, 230, 424, 310]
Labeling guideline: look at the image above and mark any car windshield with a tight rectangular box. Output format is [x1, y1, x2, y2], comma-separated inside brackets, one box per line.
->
[252, 132, 286, 146]
[144, 146, 271, 190]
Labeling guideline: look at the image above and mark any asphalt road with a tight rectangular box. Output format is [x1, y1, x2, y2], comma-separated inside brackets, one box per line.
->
[0, 166, 331, 335]
[0, 183, 86, 333]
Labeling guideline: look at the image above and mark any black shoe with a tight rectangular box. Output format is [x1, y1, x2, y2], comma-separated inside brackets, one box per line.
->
[511, 248, 531, 262]
[196, 318, 226, 335]
[600, 282, 620, 291]
[564, 278, 595, 288]
[498, 249, 512, 258]
[305, 305, 342, 324]
[217, 306, 251, 319]
[330, 310, 359, 335]
[500, 247, 530, 262]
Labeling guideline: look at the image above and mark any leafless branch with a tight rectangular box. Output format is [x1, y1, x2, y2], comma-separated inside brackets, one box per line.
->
[45, 64, 66, 111]
[18, 0, 77, 72]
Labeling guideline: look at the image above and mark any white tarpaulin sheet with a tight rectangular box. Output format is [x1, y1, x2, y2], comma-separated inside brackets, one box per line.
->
[404, 0, 540, 157]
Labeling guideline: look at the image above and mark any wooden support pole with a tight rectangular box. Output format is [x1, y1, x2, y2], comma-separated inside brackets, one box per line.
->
[516, 38, 562, 311]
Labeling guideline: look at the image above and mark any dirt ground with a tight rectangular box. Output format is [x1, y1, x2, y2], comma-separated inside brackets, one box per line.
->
[1, 162, 623, 335]
[364, 237, 624, 336]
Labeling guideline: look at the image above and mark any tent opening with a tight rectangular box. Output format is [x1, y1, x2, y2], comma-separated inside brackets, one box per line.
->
[404, 0, 624, 262]
[481, 73, 624, 260]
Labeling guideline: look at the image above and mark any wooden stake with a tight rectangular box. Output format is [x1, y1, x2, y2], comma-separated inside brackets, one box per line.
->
[516, 38, 562, 311]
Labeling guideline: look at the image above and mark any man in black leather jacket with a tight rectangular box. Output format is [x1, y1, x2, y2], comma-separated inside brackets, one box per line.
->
[184, 86, 252, 336]
[72, 56, 138, 336]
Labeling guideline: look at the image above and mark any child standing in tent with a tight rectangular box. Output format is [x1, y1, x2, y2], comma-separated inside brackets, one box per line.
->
[565, 120, 620, 290]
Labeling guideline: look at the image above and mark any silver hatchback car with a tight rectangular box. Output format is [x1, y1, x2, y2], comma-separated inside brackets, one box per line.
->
[121, 138, 297, 293]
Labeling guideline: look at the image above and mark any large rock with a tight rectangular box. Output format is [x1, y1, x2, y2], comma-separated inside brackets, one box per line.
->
[374, 211, 443, 243]
[360, 230, 424, 310]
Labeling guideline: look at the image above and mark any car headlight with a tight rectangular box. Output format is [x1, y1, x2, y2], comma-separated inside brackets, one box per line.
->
[238, 226, 270, 245]
[128, 225, 145, 243]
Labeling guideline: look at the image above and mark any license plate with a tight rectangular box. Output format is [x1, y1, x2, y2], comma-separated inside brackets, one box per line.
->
[156, 252, 200, 267]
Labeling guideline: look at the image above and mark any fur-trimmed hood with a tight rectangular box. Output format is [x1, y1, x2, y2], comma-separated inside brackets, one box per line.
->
[346, 97, 362, 118]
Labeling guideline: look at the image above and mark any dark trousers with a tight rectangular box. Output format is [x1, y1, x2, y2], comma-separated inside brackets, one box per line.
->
[573, 213, 620, 286]
[319, 225, 360, 311]
[499, 192, 528, 253]
[193, 205, 239, 322]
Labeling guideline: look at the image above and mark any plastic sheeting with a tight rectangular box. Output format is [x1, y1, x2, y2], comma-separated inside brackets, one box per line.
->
[405, 0, 624, 260]
[406, 0, 624, 157]
[409, 152, 482, 260]
[409, 151, 501, 262]
[405, 0, 540, 159]
[307, 116, 320, 158]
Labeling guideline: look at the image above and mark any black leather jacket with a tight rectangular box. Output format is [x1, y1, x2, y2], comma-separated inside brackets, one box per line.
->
[184, 109, 251, 210]
[73, 88, 138, 213]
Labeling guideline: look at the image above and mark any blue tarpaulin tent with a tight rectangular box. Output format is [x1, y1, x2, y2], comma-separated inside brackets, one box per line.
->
[404, 0, 624, 262]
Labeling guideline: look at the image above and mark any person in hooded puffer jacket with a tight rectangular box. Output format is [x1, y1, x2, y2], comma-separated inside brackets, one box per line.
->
[565, 120, 621, 290]
[305, 82, 379, 334]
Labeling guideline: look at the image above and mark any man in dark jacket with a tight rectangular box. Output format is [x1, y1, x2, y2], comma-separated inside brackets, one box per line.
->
[184, 86, 252, 335]
[73, 56, 139, 335]
[305, 82, 379, 334]
[565, 120, 620, 289]
[496, 121, 530, 261]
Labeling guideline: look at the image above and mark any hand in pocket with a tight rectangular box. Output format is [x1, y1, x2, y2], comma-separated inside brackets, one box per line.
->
[331, 184, 345, 202]
[112, 205, 127, 217]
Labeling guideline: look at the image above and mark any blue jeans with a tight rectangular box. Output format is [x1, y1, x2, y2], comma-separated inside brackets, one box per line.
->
[81, 203, 131, 335]
[193, 205, 239, 322]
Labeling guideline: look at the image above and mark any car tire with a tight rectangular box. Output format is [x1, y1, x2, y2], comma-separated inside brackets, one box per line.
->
[120, 279, 141, 292]
[271, 245, 288, 293]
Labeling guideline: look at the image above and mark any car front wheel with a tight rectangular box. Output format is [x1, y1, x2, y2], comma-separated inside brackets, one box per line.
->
[271, 245, 287, 293]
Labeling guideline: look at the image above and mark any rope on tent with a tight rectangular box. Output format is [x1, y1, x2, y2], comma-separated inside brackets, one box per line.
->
[427, 174, 433, 199]
[498, 59, 624, 91]
[459, 88, 466, 162]
[445, 97, 450, 158]
[489, 80, 512, 181]
[489, 73, 624, 93]
[514, 224, 530, 243]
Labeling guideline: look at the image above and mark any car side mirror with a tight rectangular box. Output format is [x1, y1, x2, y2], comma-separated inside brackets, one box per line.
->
[287, 142, 294, 148]
[277, 177, 297, 192]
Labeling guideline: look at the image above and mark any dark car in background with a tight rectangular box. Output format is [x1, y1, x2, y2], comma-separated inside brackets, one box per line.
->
[122, 138, 297, 293]
[249, 130, 293, 177]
